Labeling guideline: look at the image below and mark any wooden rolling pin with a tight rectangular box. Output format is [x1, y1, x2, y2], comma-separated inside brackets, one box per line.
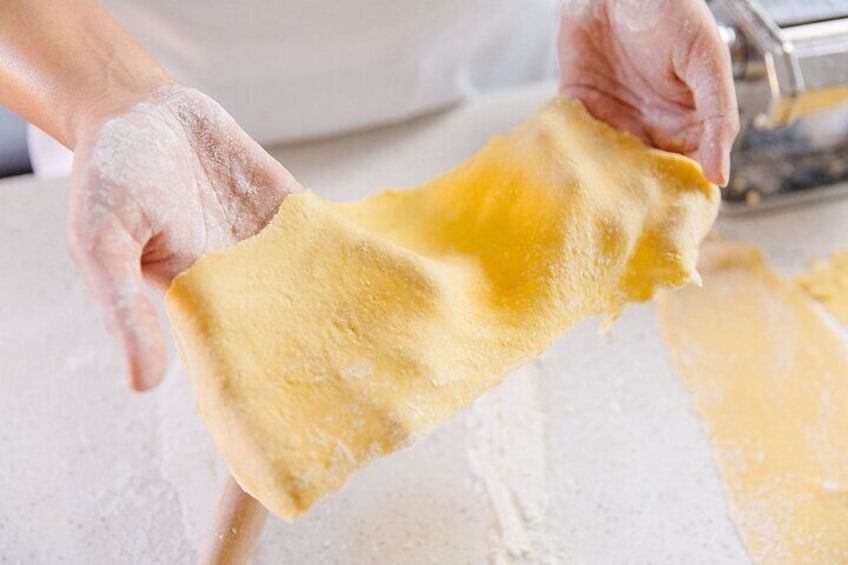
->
[199, 476, 269, 565]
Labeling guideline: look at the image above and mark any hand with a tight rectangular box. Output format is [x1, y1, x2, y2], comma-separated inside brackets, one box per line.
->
[558, 0, 739, 185]
[68, 85, 302, 391]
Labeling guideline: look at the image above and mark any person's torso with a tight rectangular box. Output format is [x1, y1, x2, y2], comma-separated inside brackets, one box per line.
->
[102, 0, 559, 144]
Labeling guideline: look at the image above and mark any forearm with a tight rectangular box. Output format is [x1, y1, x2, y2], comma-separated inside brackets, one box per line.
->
[0, 0, 171, 148]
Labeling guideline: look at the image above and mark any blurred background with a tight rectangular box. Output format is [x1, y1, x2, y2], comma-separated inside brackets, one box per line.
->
[0, 106, 31, 177]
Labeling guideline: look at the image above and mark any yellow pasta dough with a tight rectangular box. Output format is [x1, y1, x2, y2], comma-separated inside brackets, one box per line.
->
[656, 237, 848, 564]
[798, 251, 848, 326]
[165, 98, 718, 519]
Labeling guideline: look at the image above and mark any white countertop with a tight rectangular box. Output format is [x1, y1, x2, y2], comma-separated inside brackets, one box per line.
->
[3, 81, 847, 564]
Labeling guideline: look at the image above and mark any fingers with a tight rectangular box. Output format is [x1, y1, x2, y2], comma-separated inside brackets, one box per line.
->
[678, 4, 741, 185]
[252, 151, 305, 222]
[239, 123, 305, 202]
[257, 150, 304, 196]
[69, 222, 168, 391]
[219, 118, 305, 239]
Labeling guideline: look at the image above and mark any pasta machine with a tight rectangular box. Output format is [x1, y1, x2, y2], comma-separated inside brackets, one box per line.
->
[710, 0, 848, 210]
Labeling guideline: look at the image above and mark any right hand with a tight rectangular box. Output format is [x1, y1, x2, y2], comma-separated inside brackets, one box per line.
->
[558, 0, 739, 185]
[68, 84, 303, 391]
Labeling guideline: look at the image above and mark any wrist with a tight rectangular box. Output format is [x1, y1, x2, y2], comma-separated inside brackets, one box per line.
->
[0, 0, 177, 150]
[70, 71, 176, 147]
[61, 20, 176, 148]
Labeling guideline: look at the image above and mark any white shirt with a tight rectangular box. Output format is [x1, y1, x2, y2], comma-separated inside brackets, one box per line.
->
[30, 1, 560, 176]
[103, 0, 559, 143]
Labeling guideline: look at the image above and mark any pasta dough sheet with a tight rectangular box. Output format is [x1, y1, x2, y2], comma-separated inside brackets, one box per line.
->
[166, 98, 719, 519]
[798, 251, 848, 326]
[656, 237, 848, 564]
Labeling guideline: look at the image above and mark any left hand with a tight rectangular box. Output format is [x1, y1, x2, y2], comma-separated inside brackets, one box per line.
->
[558, 0, 739, 186]
[69, 85, 302, 391]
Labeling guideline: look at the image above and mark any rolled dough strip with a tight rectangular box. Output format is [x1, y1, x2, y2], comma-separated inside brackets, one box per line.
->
[656, 237, 848, 564]
[166, 98, 719, 520]
[798, 251, 848, 326]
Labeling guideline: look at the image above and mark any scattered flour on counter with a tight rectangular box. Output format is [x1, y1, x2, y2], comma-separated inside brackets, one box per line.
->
[465, 363, 551, 564]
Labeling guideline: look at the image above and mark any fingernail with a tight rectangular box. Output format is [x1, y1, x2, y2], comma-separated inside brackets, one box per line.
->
[719, 152, 731, 187]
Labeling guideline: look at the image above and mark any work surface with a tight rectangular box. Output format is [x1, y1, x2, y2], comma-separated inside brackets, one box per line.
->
[2, 82, 847, 563]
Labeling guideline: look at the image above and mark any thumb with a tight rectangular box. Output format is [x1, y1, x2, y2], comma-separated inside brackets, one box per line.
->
[69, 225, 168, 391]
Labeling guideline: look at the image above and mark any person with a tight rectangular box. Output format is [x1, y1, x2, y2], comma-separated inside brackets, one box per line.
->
[0, 0, 738, 392]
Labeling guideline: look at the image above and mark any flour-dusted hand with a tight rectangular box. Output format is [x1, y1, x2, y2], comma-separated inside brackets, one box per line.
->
[559, 0, 739, 185]
[0, 3, 303, 391]
[68, 86, 302, 391]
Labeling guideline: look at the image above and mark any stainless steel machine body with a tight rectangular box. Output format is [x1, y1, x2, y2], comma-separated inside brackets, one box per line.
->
[710, 0, 848, 210]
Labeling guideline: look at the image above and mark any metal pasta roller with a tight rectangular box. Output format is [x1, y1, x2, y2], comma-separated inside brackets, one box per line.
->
[709, 0, 848, 211]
